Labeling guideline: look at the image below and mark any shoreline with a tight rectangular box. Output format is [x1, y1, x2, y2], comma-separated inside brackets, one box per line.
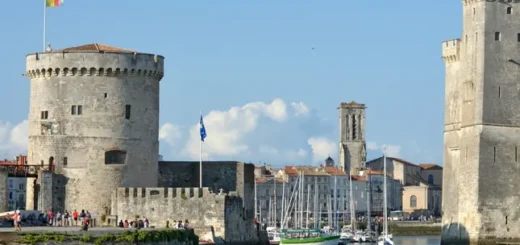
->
[389, 222, 441, 236]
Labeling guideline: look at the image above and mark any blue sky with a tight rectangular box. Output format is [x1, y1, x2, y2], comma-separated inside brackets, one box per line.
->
[0, 0, 461, 166]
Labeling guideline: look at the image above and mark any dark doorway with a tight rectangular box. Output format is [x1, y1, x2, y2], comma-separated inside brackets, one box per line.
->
[49, 156, 54, 171]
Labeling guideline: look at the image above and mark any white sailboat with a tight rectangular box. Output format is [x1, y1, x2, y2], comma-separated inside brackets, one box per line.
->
[378, 148, 394, 245]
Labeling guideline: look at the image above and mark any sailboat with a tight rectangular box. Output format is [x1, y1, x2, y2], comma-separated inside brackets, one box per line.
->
[377, 148, 394, 245]
[280, 168, 340, 245]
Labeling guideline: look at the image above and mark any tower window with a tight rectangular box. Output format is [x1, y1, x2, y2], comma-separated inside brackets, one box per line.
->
[515, 146, 518, 162]
[63, 157, 67, 166]
[517, 33, 520, 42]
[104, 93, 108, 98]
[507, 7, 512, 14]
[495, 32, 501, 41]
[105, 150, 127, 164]
[125, 105, 131, 119]
[494, 146, 497, 162]
[499, 86, 501, 98]
[40, 111, 48, 119]
[351, 115, 357, 140]
[71, 105, 83, 115]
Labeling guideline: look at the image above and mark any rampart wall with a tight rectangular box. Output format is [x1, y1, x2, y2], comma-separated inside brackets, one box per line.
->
[158, 161, 255, 221]
[110, 187, 258, 244]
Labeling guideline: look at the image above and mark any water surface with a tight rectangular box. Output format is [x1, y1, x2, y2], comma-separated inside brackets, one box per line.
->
[363, 236, 440, 245]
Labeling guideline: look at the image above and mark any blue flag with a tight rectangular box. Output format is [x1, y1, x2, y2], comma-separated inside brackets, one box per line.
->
[200, 115, 207, 142]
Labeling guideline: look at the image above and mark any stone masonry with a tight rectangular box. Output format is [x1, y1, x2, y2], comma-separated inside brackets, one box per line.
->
[338, 101, 367, 174]
[24, 43, 164, 216]
[158, 161, 256, 221]
[441, 1, 520, 244]
[0, 169, 8, 212]
[110, 187, 258, 244]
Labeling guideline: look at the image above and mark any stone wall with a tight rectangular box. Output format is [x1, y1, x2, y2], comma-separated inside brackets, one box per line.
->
[0, 169, 8, 212]
[110, 187, 258, 244]
[158, 161, 255, 220]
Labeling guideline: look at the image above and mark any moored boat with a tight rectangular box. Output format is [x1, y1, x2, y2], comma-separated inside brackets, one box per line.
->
[280, 229, 340, 245]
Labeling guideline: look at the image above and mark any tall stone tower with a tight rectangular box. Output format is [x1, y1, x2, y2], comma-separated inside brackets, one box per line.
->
[24, 43, 164, 215]
[338, 101, 366, 174]
[441, 1, 520, 244]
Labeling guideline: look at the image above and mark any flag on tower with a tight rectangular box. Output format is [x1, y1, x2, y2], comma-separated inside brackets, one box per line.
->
[200, 115, 207, 142]
[46, 0, 64, 7]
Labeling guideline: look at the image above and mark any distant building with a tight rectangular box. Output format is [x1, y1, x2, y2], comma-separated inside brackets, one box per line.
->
[324, 157, 335, 167]
[1, 155, 28, 210]
[255, 177, 285, 225]
[366, 157, 442, 216]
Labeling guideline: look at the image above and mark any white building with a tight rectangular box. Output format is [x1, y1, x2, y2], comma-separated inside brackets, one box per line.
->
[8, 178, 26, 210]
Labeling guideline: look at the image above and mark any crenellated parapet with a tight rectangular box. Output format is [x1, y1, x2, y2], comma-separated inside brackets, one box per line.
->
[25, 67, 164, 80]
[442, 39, 461, 64]
[115, 187, 229, 201]
[25, 46, 165, 82]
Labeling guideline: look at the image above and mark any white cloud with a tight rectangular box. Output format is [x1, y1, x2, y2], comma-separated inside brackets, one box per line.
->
[366, 141, 402, 158]
[366, 141, 379, 151]
[0, 120, 28, 159]
[291, 102, 310, 117]
[307, 137, 337, 164]
[159, 123, 182, 147]
[159, 98, 330, 164]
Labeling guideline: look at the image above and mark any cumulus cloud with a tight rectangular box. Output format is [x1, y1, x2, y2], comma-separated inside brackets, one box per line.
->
[159, 123, 183, 148]
[366, 141, 402, 158]
[0, 120, 28, 158]
[307, 137, 337, 164]
[159, 98, 331, 164]
[291, 102, 310, 117]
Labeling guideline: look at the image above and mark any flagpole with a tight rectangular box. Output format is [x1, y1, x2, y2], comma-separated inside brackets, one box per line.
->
[200, 111, 203, 188]
[43, 0, 46, 51]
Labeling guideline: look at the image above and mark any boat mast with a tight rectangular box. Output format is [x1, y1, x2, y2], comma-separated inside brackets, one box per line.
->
[314, 176, 318, 229]
[300, 171, 305, 228]
[349, 171, 355, 230]
[274, 179, 277, 228]
[305, 184, 311, 229]
[268, 196, 272, 226]
[281, 180, 285, 230]
[367, 170, 372, 232]
[383, 148, 388, 238]
[334, 175, 338, 230]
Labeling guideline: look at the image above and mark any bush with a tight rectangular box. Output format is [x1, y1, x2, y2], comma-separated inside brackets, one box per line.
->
[16, 229, 199, 245]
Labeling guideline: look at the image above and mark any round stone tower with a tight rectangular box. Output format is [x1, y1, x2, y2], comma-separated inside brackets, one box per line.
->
[25, 43, 164, 214]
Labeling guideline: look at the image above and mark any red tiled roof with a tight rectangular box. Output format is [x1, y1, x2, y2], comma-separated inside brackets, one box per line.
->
[351, 175, 366, 181]
[363, 169, 383, 175]
[419, 164, 443, 170]
[255, 177, 284, 183]
[57, 43, 135, 53]
[324, 167, 348, 176]
[283, 166, 329, 176]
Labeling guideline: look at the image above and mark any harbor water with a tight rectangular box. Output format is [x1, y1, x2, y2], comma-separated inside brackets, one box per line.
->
[360, 236, 440, 245]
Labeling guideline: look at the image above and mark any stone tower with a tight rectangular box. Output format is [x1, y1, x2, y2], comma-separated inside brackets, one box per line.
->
[338, 101, 366, 174]
[441, 1, 520, 244]
[24, 43, 164, 215]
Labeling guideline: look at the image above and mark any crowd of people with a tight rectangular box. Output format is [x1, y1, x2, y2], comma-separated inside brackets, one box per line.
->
[9, 209, 93, 232]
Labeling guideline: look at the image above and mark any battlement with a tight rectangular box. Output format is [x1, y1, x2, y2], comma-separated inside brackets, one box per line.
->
[25, 51, 164, 80]
[338, 101, 366, 109]
[442, 39, 461, 63]
[25, 66, 163, 80]
[115, 187, 229, 200]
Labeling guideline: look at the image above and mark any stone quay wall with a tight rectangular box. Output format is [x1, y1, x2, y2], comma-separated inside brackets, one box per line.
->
[110, 187, 258, 244]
